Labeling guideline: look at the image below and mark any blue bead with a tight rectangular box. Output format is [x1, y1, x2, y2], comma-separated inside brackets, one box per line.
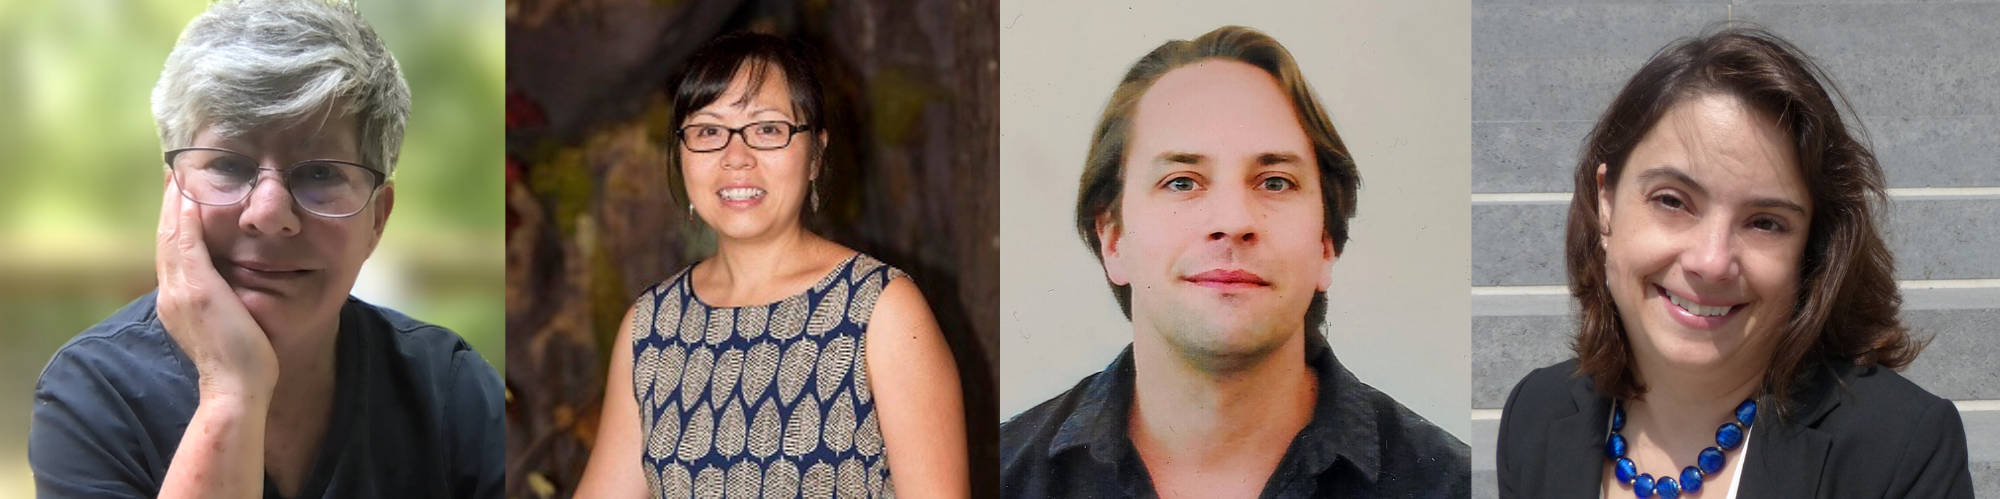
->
[1680, 466, 1704, 493]
[1736, 399, 1758, 428]
[1656, 477, 1681, 499]
[1615, 458, 1637, 484]
[1606, 433, 1628, 459]
[1613, 405, 1626, 431]
[1634, 474, 1655, 498]
[1716, 422, 1745, 450]
[1698, 447, 1726, 474]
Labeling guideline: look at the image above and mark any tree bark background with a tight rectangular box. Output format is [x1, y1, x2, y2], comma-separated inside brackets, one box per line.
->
[503, 0, 999, 497]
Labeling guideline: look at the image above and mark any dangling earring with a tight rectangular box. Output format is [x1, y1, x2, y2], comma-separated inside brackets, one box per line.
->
[686, 202, 695, 223]
[810, 179, 821, 213]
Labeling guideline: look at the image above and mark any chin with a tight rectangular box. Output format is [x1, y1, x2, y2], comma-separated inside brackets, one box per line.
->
[1639, 321, 1748, 368]
[235, 288, 332, 340]
[710, 216, 782, 241]
[1163, 310, 1297, 365]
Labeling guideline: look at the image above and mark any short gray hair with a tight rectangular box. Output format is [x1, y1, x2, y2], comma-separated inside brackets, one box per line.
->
[152, 0, 410, 176]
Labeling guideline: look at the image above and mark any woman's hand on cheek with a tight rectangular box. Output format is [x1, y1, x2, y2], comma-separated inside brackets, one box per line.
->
[155, 180, 280, 403]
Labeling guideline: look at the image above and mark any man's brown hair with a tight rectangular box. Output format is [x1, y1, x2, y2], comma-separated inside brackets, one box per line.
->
[1565, 23, 1923, 414]
[1073, 25, 1360, 334]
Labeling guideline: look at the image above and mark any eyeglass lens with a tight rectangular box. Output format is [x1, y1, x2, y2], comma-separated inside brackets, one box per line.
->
[169, 149, 379, 217]
[681, 121, 799, 152]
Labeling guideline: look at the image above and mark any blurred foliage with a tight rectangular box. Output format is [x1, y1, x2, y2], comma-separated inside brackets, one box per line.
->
[0, 0, 503, 495]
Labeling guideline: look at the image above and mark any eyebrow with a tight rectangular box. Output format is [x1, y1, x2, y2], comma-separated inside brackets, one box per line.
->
[1148, 151, 1305, 168]
[690, 107, 796, 122]
[1633, 166, 1807, 215]
[1258, 152, 1304, 166]
[1153, 151, 1205, 167]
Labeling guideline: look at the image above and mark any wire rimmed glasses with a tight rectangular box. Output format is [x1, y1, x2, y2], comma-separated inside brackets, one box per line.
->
[164, 147, 387, 218]
[676, 121, 814, 153]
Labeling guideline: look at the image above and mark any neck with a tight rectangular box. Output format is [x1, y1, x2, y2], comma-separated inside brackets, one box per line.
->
[1127, 327, 1316, 470]
[709, 224, 819, 288]
[268, 315, 340, 421]
[1625, 354, 1763, 451]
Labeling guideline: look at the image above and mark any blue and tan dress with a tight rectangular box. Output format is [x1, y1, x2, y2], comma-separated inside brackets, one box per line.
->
[630, 253, 903, 498]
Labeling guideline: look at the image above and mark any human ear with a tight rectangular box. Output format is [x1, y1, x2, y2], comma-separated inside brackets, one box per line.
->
[1318, 233, 1338, 292]
[1097, 212, 1128, 286]
[1596, 163, 1613, 242]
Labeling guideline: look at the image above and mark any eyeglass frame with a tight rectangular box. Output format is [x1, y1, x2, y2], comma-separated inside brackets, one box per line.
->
[674, 121, 815, 153]
[162, 147, 389, 219]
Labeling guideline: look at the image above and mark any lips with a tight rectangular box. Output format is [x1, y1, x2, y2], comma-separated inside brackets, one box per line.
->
[718, 186, 766, 202]
[219, 259, 318, 289]
[1184, 269, 1271, 290]
[1658, 285, 1739, 317]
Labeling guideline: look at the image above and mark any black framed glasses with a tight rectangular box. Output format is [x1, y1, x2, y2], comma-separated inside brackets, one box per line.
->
[676, 121, 813, 153]
[164, 147, 388, 218]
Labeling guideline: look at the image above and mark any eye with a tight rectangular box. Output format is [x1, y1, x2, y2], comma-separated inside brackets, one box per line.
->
[1749, 216, 1790, 233]
[755, 122, 786, 136]
[1650, 192, 1688, 212]
[295, 163, 346, 182]
[206, 155, 256, 176]
[1164, 176, 1199, 192]
[691, 125, 722, 137]
[1258, 176, 1297, 192]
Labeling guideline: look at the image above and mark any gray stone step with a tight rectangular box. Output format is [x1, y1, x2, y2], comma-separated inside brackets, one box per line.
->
[1473, 3, 2000, 122]
[1471, 290, 2000, 410]
[1473, 5, 1726, 61]
[1475, 116, 2000, 193]
[1476, 52, 2000, 122]
[1472, 197, 2000, 287]
[1472, 406, 2000, 497]
[1736, 4, 2000, 60]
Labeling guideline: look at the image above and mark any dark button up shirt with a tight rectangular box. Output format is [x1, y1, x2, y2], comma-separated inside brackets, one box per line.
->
[29, 291, 505, 499]
[1001, 332, 1470, 498]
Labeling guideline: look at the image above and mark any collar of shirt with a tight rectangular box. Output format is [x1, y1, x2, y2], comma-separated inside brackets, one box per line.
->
[1041, 331, 1385, 492]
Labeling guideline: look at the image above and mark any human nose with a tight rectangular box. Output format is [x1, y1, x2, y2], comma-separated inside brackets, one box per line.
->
[719, 129, 756, 170]
[1680, 218, 1738, 283]
[238, 171, 301, 237]
[1203, 183, 1259, 244]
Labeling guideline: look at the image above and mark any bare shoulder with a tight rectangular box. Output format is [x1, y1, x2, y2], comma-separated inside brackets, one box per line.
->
[867, 273, 938, 339]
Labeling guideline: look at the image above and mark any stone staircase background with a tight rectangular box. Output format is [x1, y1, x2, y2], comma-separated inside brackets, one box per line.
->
[1470, 1, 2000, 497]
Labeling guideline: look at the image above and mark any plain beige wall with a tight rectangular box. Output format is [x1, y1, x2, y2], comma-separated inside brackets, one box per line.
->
[999, 0, 1473, 440]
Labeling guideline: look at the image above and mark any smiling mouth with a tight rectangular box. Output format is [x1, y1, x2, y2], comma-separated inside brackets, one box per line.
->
[719, 187, 766, 202]
[1660, 285, 1736, 317]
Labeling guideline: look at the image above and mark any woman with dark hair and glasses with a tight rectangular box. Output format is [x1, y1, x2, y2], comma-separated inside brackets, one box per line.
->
[572, 32, 970, 498]
[1495, 24, 1974, 498]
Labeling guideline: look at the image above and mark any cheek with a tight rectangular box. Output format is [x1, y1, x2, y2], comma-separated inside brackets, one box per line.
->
[1748, 246, 1806, 307]
[199, 210, 240, 248]
[306, 219, 373, 257]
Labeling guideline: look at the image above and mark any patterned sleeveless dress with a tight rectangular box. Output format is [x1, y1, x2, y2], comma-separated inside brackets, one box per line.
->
[630, 253, 903, 498]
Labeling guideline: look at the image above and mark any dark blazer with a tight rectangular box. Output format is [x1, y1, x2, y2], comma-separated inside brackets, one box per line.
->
[1496, 359, 1974, 498]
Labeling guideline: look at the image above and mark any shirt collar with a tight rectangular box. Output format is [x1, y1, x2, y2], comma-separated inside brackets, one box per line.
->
[1042, 332, 1387, 484]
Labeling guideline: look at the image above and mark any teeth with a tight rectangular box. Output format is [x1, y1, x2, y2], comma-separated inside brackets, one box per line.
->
[1666, 290, 1732, 317]
[719, 187, 765, 201]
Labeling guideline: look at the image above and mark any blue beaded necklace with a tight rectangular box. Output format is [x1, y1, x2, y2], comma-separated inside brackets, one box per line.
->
[1604, 399, 1756, 499]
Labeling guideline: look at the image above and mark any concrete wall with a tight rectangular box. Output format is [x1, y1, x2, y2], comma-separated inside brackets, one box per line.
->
[1470, 1, 2000, 497]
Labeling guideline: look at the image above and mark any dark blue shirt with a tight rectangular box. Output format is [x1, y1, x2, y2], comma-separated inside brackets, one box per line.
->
[1000, 332, 1471, 498]
[29, 291, 504, 499]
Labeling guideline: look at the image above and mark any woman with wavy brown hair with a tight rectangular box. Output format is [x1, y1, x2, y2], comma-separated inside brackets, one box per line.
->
[1494, 24, 1973, 499]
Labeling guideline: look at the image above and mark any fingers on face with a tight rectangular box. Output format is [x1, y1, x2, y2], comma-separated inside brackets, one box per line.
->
[156, 179, 214, 293]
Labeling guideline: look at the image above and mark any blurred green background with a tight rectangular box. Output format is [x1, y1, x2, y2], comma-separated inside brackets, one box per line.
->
[0, 0, 502, 495]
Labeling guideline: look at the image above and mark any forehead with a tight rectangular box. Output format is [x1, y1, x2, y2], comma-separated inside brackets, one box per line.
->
[196, 104, 362, 157]
[1126, 59, 1312, 164]
[693, 61, 797, 120]
[1625, 93, 1805, 199]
